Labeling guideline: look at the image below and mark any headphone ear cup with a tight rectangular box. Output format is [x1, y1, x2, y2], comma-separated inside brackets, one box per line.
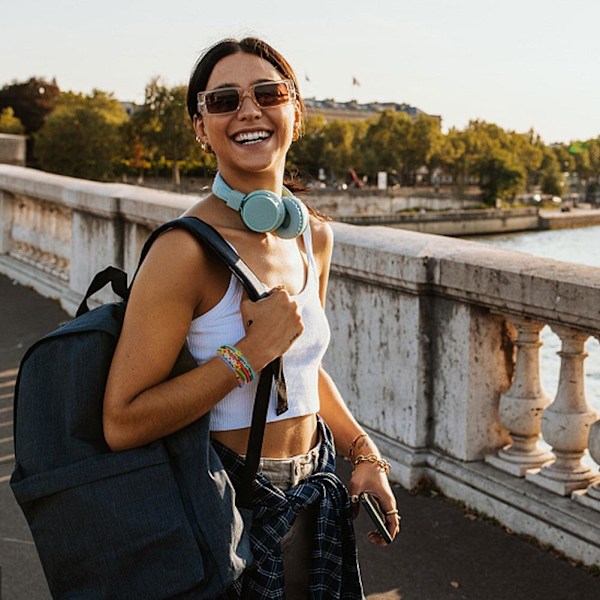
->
[276, 196, 309, 239]
[240, 190, 286, 233]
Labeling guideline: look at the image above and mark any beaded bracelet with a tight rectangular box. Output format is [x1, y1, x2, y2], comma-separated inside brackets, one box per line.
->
[348, 432, 368, 459]
[216, 345, 255, 387]
[352, 453, 391, 475]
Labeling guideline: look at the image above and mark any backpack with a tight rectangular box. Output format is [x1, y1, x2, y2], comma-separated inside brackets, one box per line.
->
[10, 216, 280, 599]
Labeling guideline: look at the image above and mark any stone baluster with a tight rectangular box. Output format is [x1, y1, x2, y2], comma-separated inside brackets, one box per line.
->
[486, 318, 553, 476]
[526, 326, 598, 495]
[572, 417, 600, 509]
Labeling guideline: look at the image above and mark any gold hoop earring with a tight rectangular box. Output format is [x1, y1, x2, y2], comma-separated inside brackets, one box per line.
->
[195, 136, 210, 152]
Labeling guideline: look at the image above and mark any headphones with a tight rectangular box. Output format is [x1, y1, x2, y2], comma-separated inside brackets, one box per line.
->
[212, 172, 309, 239]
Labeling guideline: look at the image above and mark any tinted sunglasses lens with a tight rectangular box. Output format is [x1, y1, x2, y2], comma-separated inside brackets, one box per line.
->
[254, 81, 292, 107]
[204, 89, 240, 114]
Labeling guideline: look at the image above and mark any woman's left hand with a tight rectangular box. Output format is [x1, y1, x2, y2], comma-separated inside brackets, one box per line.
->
[348, 462, 400, 547]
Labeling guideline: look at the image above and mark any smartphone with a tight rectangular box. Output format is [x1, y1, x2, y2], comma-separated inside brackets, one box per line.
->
[359, 492, 394, 544]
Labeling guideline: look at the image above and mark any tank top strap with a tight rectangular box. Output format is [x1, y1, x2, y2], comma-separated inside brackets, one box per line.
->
[301, 223, 318, 281]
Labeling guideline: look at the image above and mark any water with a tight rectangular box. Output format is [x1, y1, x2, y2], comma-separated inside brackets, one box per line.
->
[468, 227, 600, 413]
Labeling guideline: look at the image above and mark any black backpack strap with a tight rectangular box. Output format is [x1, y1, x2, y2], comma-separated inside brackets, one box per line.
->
[135, 216, 269, 301]
[138, 216, 285, 508]
[76, 266, 129, 317]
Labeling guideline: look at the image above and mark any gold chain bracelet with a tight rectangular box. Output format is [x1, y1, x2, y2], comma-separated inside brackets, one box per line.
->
[352, 453, 391, 475]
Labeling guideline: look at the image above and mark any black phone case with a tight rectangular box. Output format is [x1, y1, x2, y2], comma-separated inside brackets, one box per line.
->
[360, 492, 393, 544]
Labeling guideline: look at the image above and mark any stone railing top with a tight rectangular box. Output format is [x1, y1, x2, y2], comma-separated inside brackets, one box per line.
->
[331, 222, 600, 334]
[0, 165, 196, 225]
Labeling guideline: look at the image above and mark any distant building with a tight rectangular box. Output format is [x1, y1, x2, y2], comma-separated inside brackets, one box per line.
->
[120, 101, 139, 117]
[304, 97, 440, 124]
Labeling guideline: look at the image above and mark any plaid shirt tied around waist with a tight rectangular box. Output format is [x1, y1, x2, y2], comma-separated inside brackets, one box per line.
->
[213, 418, 365, 600]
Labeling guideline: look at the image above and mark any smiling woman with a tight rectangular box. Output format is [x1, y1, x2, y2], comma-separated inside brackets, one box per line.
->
[191, 51, 300, 189]
[102, 37, 399, 599]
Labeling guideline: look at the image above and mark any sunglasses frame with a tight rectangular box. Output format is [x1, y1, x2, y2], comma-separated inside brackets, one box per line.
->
[197, 79, 296, 115]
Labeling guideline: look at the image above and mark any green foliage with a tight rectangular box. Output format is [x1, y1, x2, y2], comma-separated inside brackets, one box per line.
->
[460, 121, 527, 204]
[0, 107, 25, 134]
[540, 149, 563, 196]
[409, 115, 445, 172]
[476, 148, 526, 204]
[287, 115, 327, 178]
[130, 78, 199, 184]
[35, 91, 128, 181]
[361, 111, 413, 180]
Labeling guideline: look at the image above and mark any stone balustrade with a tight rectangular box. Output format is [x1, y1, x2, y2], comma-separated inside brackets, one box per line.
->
[1, 165, 599, 567]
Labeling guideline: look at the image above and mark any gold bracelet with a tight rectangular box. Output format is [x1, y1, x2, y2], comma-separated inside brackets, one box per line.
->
[352, 453, 391, 475]
[348, 432, 368, 459]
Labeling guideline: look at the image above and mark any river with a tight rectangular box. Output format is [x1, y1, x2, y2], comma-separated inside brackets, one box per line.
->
[467, 226, 600, 413]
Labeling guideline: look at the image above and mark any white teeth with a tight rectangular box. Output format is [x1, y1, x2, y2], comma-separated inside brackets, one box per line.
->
[234, 130, 271, 144]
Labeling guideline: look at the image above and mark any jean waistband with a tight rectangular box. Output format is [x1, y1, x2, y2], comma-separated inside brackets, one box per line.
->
[258, 441, 321, 491]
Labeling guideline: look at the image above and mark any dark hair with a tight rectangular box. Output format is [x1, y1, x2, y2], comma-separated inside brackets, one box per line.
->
[186, 37, 305, 126]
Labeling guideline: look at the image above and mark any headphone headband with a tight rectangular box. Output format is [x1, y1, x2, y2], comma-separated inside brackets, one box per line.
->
[212, 173, 246, 210]
[211, 173, 308, 239]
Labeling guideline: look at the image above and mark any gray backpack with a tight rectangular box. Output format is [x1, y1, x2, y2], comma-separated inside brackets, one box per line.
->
[10, 216, 280, 599]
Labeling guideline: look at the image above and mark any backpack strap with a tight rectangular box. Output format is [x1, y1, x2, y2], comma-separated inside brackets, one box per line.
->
[76, 266, 129, 317]
[137, 216, 269, 302]
[137, 216, 284, 509]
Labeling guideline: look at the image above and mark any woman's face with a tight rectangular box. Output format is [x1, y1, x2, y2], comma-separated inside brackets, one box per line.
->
[194, 52, 300, 186]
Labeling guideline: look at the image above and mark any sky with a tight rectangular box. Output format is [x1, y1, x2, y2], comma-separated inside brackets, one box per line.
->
[2, 0, 599, 144]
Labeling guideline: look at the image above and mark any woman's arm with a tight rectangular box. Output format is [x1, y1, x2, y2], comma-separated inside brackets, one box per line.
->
[318, 367, 399, 545]
[103, 229, 302, 451]
[312, 218, 399, 545]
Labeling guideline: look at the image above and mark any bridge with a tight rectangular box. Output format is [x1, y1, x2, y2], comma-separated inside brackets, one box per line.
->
[1, 164, 599, 597]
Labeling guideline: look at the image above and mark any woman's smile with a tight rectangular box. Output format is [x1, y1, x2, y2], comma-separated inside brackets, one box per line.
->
[231, 129, 273, 145]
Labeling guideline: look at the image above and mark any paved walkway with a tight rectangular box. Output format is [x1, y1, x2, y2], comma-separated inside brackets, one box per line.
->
[1, 274, 599, 600]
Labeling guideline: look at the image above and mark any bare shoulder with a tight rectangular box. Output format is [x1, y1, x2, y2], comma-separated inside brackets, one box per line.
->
[127, 225, 216, 326]
[134, 227, 210, 292]
[309, 215, 334, 261]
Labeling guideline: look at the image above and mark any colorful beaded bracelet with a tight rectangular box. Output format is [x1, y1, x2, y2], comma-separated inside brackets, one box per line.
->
[216, 345, 255, 387]
[352, 453, 391, 475]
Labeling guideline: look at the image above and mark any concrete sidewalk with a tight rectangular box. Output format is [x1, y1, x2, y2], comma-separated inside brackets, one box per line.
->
[1, 273, 599, 600]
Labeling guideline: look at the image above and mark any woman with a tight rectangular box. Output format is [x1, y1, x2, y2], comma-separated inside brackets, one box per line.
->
[103, 37, 399, 598]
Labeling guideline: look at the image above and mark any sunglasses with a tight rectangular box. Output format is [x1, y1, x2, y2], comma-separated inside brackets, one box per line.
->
[197, 79, 296, 115]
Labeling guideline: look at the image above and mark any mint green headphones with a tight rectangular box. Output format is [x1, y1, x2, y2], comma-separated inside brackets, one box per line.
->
[212, 173, 309, 239]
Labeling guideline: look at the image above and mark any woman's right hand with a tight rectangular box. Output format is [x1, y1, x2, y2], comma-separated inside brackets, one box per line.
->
[238, 287, 304, 369]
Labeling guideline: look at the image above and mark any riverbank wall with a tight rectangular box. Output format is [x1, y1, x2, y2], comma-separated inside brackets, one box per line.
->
[302, 189, 600, 236]
[328, 206, 600, 236]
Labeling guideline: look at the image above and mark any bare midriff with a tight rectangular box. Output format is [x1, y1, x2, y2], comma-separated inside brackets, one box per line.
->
[211, 413, 319, 458]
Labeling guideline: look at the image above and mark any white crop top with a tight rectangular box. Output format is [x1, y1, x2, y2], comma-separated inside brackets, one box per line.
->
[186, 225, 331, 431]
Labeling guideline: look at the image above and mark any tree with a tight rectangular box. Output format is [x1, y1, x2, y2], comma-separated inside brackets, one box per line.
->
[451, 120, 526, 204]
[405, 114, 444, 184]
[540, 149, 563, 196]
[119, 118, 152, 183]
[286, 115, 327, 180]
[0, 77, 60, 134]
[0, 107, 25, 134]
[321, 119, 365, 182]
[131, 78, 196, 185]
[35, 90, 128, 181]
[476, 147, 526, 204]
[360, 110, 412, 182]
[508, 130, 543, 190]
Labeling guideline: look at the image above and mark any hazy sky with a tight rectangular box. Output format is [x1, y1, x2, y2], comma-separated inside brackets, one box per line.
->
[3, 0, 599, 144]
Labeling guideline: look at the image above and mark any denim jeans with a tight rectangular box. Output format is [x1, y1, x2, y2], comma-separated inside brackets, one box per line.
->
[259, 441, 321, 599]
